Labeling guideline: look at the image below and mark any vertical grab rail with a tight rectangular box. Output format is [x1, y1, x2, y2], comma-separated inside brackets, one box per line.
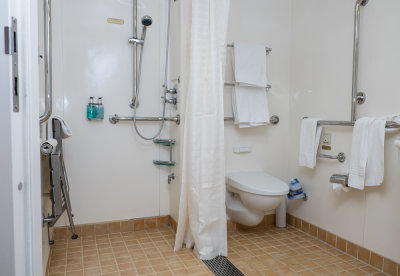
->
[40, 0, 53, 123]
[129, 0, 138, 108]
[351, 0, 368, 122]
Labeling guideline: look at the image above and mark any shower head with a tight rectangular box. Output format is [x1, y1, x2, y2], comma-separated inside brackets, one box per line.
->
[140, 15, 153, 41]
[141, 15, 153, 27]
[357, 0, 368, 6]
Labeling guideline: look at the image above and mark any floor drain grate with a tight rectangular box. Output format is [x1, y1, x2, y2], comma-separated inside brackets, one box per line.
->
[203, 255, 245, 276]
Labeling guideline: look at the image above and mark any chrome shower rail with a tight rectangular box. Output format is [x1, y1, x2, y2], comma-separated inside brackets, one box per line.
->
[227, 43, 272, 55]
[317, 120, 400, 129]
[109, 114, 180, 125]
[40, 0, 53, 123]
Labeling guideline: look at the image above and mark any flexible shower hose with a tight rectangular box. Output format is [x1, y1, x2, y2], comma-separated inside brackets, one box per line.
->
[133, 0, 171, 140]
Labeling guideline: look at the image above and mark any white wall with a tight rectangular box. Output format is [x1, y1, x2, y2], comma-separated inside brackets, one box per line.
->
[224, 0, 292, 182]
[168, 0, 181, 222]
[39, 0, 173, 226]
[288, 0, 400, 263]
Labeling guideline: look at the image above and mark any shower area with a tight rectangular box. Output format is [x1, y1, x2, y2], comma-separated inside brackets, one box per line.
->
[39, 0, 181, 266]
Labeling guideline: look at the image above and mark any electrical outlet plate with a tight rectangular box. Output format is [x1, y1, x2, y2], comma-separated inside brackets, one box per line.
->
[322, 133, 331, 146]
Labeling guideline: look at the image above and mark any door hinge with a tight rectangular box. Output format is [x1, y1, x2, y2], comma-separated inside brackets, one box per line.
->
[4, 17, 19, 112]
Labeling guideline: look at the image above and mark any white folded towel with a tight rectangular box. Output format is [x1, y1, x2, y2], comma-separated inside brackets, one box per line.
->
[298, 118, 322, 168]
[233, 41, 267, 87]
[47, 115, 72, 139]
[232, 85, 270, 128]
[348, 117, 386, 190]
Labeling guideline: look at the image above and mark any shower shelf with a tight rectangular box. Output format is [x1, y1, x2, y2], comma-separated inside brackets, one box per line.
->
[153, 139, 176, 146]
[153, 138, 176, 166]
[153, 160, 175, 166]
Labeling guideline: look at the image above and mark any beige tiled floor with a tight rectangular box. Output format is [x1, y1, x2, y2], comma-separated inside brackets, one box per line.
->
[48, 225, 387, 276]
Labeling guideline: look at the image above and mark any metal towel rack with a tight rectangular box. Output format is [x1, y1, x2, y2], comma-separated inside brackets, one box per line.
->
[227, 43, 272, 55]
[226, 43, 272, 90]
[224, 115, 280, 125]
[224, 82, 272, 91]
[225, 43, 277, 125]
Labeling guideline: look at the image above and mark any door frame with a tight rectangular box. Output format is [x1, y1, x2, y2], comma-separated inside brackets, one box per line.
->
[0, 0, 42, 275]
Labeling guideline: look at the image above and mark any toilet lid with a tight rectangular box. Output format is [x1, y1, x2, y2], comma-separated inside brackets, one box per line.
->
[226, 172, 289, 196]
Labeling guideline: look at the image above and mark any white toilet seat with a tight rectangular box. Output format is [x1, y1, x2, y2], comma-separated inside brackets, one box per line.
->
[226, 172, 289, 196]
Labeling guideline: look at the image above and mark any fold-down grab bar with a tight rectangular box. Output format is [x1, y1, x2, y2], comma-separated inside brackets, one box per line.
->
[40, 0, 53, 123]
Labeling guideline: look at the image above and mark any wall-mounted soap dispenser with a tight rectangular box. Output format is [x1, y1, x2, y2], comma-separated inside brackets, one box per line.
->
[96, 97, 104, 119]
[87, 97, 96, 120]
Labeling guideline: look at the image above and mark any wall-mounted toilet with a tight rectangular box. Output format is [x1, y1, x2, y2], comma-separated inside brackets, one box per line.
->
[226, 172, 289, 226]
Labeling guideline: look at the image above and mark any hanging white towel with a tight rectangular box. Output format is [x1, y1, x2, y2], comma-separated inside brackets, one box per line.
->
[233, 41, 267, 87]
[47, 115, 72, 139]
[365, 119, 386, 187]
[232, 85, 270, 128]
[298, 118, 322, 168]
[348, 118, 386, 189]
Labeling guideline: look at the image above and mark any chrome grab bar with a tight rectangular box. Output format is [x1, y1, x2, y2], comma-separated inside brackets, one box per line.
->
[351, 0, 369, 122]
[109, 114, 180, 125]
[317, 152, 346, 163]
[40, 0, 53, 123]
[317, 120, 400, 129]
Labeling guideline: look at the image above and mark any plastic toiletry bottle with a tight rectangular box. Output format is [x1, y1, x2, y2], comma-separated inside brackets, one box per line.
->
[96, 97, 104, 119]
[288, 178, 304, 199]
[87, 97, 96, 119]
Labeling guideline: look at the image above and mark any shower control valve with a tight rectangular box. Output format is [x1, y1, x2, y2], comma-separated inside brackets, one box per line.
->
[168, 173, 175, 184]
[162, 89, 177, 107]
[166, 88, 177, 94]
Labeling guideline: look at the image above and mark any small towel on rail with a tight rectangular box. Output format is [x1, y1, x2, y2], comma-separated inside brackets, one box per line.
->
[47, 115, 72, 139]
[348, 117, 386, 190]
[233, 41, 268, 87]
[298, 118, 322, 168]
[232, 85, 270, 128]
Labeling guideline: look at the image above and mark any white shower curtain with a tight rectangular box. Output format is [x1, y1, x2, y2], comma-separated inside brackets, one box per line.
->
[173, 0, 230, 260]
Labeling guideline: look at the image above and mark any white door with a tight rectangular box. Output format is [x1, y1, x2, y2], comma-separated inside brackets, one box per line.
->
[0, 0, 42, 275]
